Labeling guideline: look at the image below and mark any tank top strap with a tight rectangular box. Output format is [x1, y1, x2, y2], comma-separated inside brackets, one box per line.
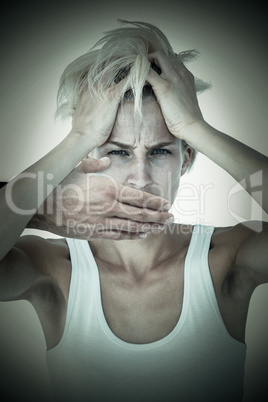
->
[184, 224, 214, 274]
[63, 238, 97, 340]
[183, 224, 215, 314]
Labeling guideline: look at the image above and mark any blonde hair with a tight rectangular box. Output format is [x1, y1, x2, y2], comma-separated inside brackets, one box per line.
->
[55, 19, 211, 170]
[56, 19, 210, 119]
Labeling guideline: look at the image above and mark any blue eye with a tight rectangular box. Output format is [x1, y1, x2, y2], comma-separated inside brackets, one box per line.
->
[108, 150, 129, 156]
[151, 148, 171, 156]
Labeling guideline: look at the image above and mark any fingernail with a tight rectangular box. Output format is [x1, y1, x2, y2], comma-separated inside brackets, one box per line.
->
[156, 225, 165, 231]
[163, 203, 171, 211]
[166, 216, 174, 224]
[100, 157, 110, 163]
[139, 233, 147, 239]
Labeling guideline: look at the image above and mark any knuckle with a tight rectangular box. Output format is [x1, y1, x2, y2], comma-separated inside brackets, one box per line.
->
[101, 200, 116, 214]
[161, 80, 172, 92]
[97, 185, 115, 205]
[138, 208, 146, 221]
[155, 211, 162, 222]
[126, 188, 144, 206]
[110, 203, 120, 215]
[138, 191, 145, 205]
[104, 183, 115, 197]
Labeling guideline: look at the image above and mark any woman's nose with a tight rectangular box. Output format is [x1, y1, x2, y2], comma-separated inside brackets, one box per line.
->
[126, 159, 153, 190]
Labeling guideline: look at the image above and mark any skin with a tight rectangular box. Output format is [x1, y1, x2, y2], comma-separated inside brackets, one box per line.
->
[93, 100, 189, 202]
[0, 51, 267, 354]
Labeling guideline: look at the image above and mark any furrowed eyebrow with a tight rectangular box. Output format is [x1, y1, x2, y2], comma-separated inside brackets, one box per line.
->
[102, 141, 175, 150]
[103, 141, 134, 149]
[146, 142, 175, 150]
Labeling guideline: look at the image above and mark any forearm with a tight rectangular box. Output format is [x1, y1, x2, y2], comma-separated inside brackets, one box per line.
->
[0, 130, 96, 260]
[184, 121, 268, 213]
[1, 182, 59, 234]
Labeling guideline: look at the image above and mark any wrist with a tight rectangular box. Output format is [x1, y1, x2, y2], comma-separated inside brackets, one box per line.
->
[68, 128, 102, 151]
[179, 120, 211, 148]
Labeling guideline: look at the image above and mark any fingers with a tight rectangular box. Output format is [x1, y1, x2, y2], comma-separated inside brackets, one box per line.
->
[117, 186, 171, 212]
[89, 230, 147, 241]
[102, 218, 167, 233]
[65, 214, 173, 241]
[146, 51, 190, 90]
[66, 226, 148, 241]
[66, 217, 171, 241]
[114, 187, 174, 223]
[68, 223, 166, 241]
[148, 51, 172, 77]
[146, 53, 174, 93]
[108, 74, 132, 100]
[148, 51, 186, 75]
[114, 203, 173, 224]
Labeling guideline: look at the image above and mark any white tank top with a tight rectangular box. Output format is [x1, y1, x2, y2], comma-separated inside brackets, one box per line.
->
[46, 225, 246, 402]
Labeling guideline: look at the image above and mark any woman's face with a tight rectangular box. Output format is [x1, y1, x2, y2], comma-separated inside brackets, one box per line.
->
[93, 99, 190, 204]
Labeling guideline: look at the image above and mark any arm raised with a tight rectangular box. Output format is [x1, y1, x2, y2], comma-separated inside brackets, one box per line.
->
[0, 79, 128, 262]
[146, 51, 268, 285]
[146, 50, 268, 213]
[0, 79, 131, 303]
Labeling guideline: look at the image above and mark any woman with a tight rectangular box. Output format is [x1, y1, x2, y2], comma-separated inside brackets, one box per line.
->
[0, 20, 267, 402]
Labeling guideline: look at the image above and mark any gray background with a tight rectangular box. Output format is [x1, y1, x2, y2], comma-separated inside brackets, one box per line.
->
[0, 1, 267, 400]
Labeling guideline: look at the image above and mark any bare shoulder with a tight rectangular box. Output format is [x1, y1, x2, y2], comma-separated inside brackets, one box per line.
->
[19, 236, 72, 315]
[0, 235, 71, 304]
[16, 235, 70, 276]
[19, 235, 71, 290]
[211, 221, 266, 252]
[14, 236, 72, 349]
[212, 220, 268, 260]
[210, 221, 268, 294]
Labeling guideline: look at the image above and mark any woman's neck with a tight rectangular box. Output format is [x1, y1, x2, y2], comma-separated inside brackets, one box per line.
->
[89, 224, 192, 278]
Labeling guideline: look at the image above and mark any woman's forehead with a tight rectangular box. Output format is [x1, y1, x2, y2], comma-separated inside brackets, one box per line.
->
[110, 101, 176, 146]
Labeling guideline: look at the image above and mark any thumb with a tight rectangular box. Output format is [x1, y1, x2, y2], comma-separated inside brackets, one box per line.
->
[77, 157, 111, 173]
